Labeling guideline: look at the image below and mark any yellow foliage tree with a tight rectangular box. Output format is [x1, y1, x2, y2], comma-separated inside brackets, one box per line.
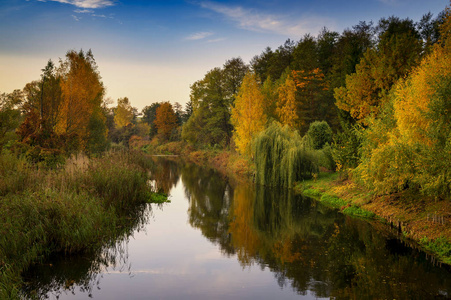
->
[231, 72, 267, 156]
[114, 97, 134, 128]
[356, 7, 451, 197]
[276, 74, 298, 128]
[154, 102, 178, 139]
[57, 50, 105, 149]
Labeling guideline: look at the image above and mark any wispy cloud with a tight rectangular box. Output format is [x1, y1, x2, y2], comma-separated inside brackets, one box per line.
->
[185, 31, 214, 41]
[74, 8, 94, 13]
[40, 0, 116, 9]
[199, 1, 333, 37]
[71, 14, 80, 21]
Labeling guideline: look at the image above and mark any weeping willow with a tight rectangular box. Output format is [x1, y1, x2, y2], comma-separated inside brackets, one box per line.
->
[253, 122, 318, 187]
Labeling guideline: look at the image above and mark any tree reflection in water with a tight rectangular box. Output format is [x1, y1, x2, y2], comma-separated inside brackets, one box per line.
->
[21, 192, 152, 299]
[22, 160, 451, 299]
[184, 164, 451, 299]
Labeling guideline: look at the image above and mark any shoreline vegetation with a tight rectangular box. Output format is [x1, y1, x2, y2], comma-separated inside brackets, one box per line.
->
[0, 150, 166, 298]
[1, 3, 451, 298]
[143, 141, 451, 267]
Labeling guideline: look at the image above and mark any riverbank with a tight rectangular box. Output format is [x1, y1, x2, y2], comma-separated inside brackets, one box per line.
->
[295, 172, 451, 265]
[141, 140, 451, 265]
[143, 139, 451, 265]
[0, 150, 161, 298]
[141, 140, 253, 181]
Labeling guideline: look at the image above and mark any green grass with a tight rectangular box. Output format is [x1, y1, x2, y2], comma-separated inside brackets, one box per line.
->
[342, 205, 376, 219]
[150, 192, 170, 203]
[0, 150, 156, 298]
[295, 172, 375, 220]
[420, 236, 451, 265]
[320, 194, 348, 209]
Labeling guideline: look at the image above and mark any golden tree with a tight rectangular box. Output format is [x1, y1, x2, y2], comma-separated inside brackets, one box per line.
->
[114, 97, 134, 128]
[154, 102, 178, 139]
[231, 72, 267, 156]
[57, 50, 105, 149]
[276, 74, 298, 128]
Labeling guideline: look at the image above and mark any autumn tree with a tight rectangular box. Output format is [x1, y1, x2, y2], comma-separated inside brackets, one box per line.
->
[114, 97, 134, 128]
[56, 49, 107, 152]
[154, 102, 178, 140]
[231, 72, 267, 156]
[335, 17, 422, 123]
[355, 8, 451, 198]
[276, 73, 298, 128]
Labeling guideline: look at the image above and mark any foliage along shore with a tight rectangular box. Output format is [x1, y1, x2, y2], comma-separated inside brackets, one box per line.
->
[296, 173, 451, 266]
[0, 150, 164, 299]
[143, 139, 451, 266]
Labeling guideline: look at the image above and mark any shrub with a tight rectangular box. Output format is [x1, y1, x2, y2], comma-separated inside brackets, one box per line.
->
[306, 121, 333, 150]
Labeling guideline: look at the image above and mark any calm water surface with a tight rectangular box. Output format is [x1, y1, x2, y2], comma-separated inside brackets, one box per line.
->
[23, 158, 451, 299]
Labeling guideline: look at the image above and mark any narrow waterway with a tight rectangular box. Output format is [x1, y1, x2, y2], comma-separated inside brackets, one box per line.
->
[23, 158, 451, 299]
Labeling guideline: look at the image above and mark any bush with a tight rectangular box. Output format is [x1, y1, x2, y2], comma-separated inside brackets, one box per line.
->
[306, 121, 333, 150]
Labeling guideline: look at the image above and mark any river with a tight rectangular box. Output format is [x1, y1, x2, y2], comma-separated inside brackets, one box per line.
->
[22, 158, 451, 299]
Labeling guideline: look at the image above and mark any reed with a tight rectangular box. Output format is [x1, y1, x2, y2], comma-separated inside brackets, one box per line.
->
[0, 150, 155, 298]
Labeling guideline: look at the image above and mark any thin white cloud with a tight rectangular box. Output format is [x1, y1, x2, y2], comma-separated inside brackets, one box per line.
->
[71, 14, 80, 21]
[42, 0, 115, 9]
[92, 13, 106, 18]
[199, 1, 333, 37]
[185, 31, 214, 41]
[74, 8, 94, 13]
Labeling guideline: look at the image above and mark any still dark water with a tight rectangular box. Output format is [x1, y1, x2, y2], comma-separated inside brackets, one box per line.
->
[23, 158, 451, 299]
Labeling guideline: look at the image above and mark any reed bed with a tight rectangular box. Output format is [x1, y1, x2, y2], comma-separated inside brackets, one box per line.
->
[0, 150, 154, 298]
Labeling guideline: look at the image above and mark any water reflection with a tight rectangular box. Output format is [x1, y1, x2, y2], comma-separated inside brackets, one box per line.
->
[21, 203, 151, 299]
[148, 156, 180, 194]
[181, 164, 235, 255]
[183, 165, 451, 299]
[22, 159, 451, 299]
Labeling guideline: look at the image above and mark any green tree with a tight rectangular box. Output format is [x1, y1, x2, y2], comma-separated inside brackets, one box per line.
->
[182, 68, 232, 147]
[0, 91, 23, 150]
[142, 102, 161, 138]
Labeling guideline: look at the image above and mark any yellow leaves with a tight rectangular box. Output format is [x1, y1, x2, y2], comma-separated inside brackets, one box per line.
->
[56, 50, 104, 148]
[154, 102, 178, 139]
[276, 74, 298, 128]
[393, 36, 451, 147]
[114, 97, 134, 128]
[231, 72, 267, 156]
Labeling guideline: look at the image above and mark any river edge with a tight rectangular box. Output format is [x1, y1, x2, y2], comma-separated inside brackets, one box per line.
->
[147, 142, 451, 266]
[0, 151, 167, 299]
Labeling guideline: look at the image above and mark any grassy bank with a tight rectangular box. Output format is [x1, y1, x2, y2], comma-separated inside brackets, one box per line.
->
[0, 150, 160, 298]
[294, 172, 451, 265]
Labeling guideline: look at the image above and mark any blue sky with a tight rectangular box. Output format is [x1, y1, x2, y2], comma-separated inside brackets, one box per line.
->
[0, 0, 447, 109]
